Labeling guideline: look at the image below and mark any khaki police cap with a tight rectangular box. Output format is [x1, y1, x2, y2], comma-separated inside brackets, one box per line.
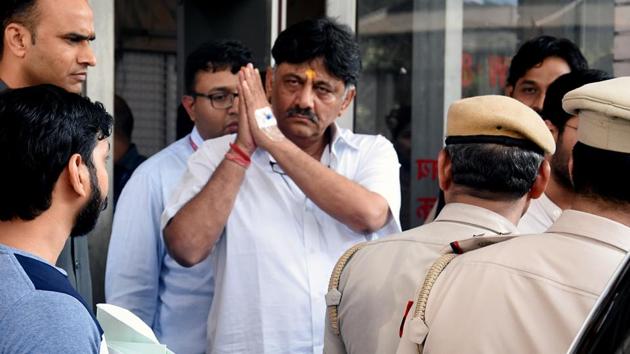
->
[563, 76, 630, 154]
[446, 95, 555, 155]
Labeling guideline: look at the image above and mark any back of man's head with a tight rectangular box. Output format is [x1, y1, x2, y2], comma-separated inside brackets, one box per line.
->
[0, 84, 112, 221]
[563, 77, 630, 206]
[184, 40, 254, 95]
[0, 0, 38, 57]
[542, 69, 612, 132]
[507, 36, 588, 88]
[114, 94, 133, 143]
[445, 95, 555, 201]
[271, 17, 361, 87]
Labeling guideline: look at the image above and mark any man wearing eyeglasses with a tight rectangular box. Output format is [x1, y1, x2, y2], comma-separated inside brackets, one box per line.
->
[105, 40, 254, 354]
[162, 18, 401, 353]
[517, 69, 612, 233]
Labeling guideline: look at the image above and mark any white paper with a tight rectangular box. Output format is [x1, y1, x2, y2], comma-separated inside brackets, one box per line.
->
[96, 303, 175, 354]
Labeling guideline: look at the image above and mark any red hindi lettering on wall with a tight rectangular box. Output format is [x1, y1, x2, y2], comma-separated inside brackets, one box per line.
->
[462, 52, 474, 88]
[488, 55, 510, 89]
[416, 159, 438, 181]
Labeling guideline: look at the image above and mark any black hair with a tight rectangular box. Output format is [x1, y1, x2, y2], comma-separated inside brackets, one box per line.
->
[0, 84, 113, 221]
[445, 143, 544, 200]
[184, 40, 254, 95]
[176, 103, 194, 140]
[572, 142, 630, 204]
[542, 69, 612, 133]
[271, 17, 361, 87]
[507, 35, 588, 88]
[1, 0, 39, 56]
[114, 94, 133, 141]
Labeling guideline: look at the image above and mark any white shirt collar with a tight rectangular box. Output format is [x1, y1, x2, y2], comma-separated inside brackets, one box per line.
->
[537, 192, 562, 220]
[189, 126, 204, 151]
[329, 123, 360, 153]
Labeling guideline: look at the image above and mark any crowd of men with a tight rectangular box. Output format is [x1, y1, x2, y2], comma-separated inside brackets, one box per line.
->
[1, 0, 629, 354]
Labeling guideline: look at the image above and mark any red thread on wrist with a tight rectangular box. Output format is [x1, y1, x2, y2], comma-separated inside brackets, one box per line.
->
[225, 151, 250, 168]
[225, 143, 251, 168]
[229, 143, 251, 163]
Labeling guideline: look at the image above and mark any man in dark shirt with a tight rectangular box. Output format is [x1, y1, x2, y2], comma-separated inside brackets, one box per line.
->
[113, 94, 146, 206]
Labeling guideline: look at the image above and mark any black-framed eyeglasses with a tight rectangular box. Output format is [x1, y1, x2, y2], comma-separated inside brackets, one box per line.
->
[190, 92, 238, 109]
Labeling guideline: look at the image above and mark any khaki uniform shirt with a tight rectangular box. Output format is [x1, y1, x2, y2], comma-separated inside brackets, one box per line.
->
[397, 210, 630, 354]
[324, 203, 519, 354]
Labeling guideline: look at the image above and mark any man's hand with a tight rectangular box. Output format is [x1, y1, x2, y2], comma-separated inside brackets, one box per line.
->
[239, 64, 285, 149]
[234, 71, 257, 155]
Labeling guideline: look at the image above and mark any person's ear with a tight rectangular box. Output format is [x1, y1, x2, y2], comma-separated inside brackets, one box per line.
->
[181, 96, 196, 123]
[4, 23, 31, 58]
[67, 154, 90, 197]
[265, 66, 274, 101]
[437, 149, 452, 192]
[545, 119, 559, 142]
[338, 87, 356, 116]
[528, 159, 550, 199]
[505, 85, 514, 97]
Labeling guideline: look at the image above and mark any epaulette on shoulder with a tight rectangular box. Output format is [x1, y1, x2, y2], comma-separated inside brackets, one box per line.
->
[414, 253, 457, 324]
[400, 253, 458, 353]
[326, 242, 368, 336]
[402, 235, 516, 352]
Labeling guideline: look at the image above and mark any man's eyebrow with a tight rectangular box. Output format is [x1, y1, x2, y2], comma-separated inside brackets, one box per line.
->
[64, 32, 96, 41]
[313, 79, 333, 88]
[207, 86, 237, 93]
[518, 79, 539, 86]
[283, 73, 305, 81]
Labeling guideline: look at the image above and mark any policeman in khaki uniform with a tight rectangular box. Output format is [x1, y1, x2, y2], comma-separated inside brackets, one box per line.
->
[324, 95, 555, 354]
[397, 76, 630, 354]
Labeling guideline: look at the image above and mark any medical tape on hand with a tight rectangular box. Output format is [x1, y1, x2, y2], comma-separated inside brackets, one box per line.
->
[255, 107, 277, 130]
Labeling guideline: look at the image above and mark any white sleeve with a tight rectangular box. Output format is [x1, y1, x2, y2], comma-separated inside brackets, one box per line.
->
[355, 135, 401, 236]
[160, 138, 228, 230]
[105, 166, 162, 326]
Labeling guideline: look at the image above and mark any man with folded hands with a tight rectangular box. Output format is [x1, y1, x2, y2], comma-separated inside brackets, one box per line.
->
[162, 18, 401, 354]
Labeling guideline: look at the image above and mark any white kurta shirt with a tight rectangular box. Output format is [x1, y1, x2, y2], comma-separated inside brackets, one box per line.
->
[518, 192, 562, 234]
[106, 128, 213, 354]
[162, 126, 401, 354]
